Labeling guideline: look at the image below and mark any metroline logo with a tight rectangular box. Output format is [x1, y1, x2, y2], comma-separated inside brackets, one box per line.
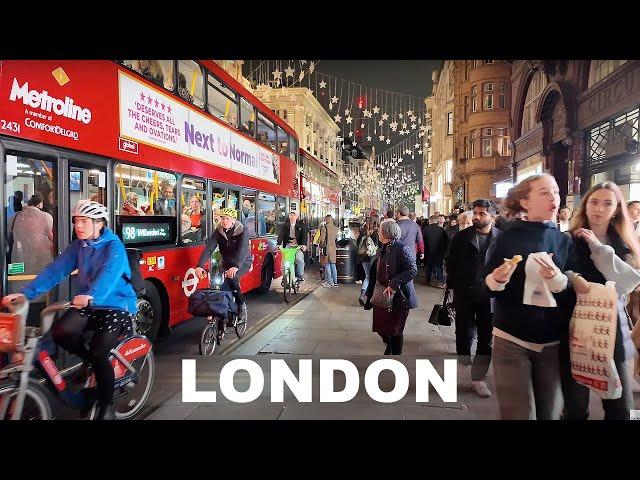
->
[9, 78, 92, 124]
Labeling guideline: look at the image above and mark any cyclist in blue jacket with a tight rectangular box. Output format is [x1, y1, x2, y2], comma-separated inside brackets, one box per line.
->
[2, 200, 137, 420]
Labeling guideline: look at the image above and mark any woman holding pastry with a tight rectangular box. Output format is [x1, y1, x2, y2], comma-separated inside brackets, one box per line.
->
[485, 174, 573, 419]
[561, 181, 640, 420]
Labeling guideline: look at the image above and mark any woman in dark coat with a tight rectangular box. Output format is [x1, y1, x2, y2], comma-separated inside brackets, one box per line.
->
[363, 218, 418, 355]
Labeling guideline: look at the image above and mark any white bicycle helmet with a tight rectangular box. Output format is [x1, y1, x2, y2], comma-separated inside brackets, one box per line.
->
[72, 199, 108, 221]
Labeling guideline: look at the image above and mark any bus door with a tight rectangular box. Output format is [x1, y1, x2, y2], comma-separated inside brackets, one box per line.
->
[1, 146, 59, 325]
[65, 157, 109, 301]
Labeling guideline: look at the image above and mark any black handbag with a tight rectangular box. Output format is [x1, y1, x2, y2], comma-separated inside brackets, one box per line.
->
[428, 288, 455, 326]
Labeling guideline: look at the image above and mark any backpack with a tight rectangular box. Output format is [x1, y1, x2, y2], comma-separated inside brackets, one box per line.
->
[358, 235, 376, 259]
[125, 248, 146, 296]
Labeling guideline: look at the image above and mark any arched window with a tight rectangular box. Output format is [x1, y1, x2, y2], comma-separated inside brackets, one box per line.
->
[521, 70, 548, 136]
[588, 60, 627, 87]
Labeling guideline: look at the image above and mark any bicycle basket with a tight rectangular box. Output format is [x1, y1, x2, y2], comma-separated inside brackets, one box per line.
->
[188, 289, 234, 317]
[0, 312, 24, 353]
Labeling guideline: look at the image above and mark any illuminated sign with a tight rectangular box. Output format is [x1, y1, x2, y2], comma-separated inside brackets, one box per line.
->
[121, 222, 171, 244]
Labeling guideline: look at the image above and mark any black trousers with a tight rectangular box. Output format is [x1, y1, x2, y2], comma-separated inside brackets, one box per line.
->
[223, 261, 251, 306]
[378, 333, 404, 355]
[51, 308, 132, 406]
[453, 294, 492, 381]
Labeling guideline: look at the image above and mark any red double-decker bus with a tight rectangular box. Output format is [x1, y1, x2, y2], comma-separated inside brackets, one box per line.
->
[0, 60, 299, 341]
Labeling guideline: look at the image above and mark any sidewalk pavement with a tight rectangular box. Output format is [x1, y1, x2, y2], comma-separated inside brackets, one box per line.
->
[147, 278, 640, 420]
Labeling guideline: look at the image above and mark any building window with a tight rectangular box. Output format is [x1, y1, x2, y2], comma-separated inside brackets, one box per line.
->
[471, 130, 477, 158]
[484, 94, 493, 110]
[463, 136, 468, 159]
[463, 96, 469, 121]
[497, 128, 510, 156]
[464, 63, 470, 81]
[500, 83, 506, 92]
[485, 60, 494, 64]
[499, 94, 506, 109]
[588, 60, 628, 87]
[123, 60, 174, 92]
[483, 128, 493, 136]
[482, 138, 492, 157]
[474, 60, 484, 67]
[445, 159, 453, 183]
[484, 82, 494, 92]
[472, 96, 478, 113]
[522, 70, 548, 135]
[472, 85, 478, 95]
[447, 112, 453, 135]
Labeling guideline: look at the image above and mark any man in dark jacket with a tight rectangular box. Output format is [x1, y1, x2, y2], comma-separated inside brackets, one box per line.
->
[446, 199, 501, 398]
[423, 215, 448, 287]
[396, 205, 424, 262]
[277, 211, 309, 282]
[196, 207, 253, 322]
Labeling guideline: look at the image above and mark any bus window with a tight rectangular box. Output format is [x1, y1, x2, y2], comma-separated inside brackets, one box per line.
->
[276, 196, 286, 226]
[290, 136, 298, 162]
[178, 60, 205, 108]
[258, 192, 277, 236]
[4, 153, 57, 311]
[123, 60, 175, 91]
[115, 164, 177, 217]
[241, 189, 259, 238]
[257, 112, 277, 151]
[277, 126, 289, 157]
[211, 186, 226, 230]
[207, 73, 238, 128]
[181, 177, 206, 244]
[239, 97, 255, 138]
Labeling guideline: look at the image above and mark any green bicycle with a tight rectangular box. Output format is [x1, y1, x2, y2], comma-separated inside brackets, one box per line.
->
[280, 246, 302, 303]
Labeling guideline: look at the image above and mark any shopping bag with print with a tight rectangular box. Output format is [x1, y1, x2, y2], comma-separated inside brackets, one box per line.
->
[569, 280, 622, 400]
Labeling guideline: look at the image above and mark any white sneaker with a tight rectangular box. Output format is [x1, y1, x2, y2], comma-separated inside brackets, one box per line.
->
[471, 380, 491, 398]
[321, 282, 332, 288]
[355, 280, 363, 284]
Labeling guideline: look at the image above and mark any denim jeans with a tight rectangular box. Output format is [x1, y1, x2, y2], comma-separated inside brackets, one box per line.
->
[362, 261, 371, 291]
[492, 336, 563, 420]
[324, 262, 337, 285]
[294, 249, 305, 278]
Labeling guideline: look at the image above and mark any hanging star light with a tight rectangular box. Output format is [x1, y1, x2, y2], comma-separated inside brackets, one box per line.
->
[402, 123, 407, 129]
[344, 108, 350, 115]
[319, 80, 327, 89]
[331, 95, 339, 104]
[348, 130, 353, 137]
[363, 109, 371, 118]
[272, 68, 282, 81]
[410, 115, 417, 123]
[334, 114, 342, 123]
[360, 123, 365, 129]
[367, 135, 372, 141]
[390, 121, 398, 131]
[407, 109, 414, 116]
[378, 120, 384, 126]
[298, 70, 305, 82]
[345, 116, 353, 124]
[381, 113, 389, 121]
[379, 134, 385, 141]
[418, 149, 423, 154]
[285, 65, 295, 77]
[309, 61, 315, 74]
[373, 106, 380, 114]
[411, 124, 417, 130]
[386, 138, 391, 144]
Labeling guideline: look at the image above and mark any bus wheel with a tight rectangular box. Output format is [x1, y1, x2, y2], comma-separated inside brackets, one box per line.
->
[135, 283, 162, 343]
[255, 256, 273, 294]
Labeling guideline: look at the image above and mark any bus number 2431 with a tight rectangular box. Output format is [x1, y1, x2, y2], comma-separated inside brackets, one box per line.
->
[0, 120, 21, 133]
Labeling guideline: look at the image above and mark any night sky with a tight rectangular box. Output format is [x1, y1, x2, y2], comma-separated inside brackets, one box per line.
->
[316, 60, 442, 98]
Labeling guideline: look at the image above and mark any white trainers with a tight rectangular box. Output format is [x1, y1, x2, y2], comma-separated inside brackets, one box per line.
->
[321, 282, 333, 288]
[471, 380, 491, 398]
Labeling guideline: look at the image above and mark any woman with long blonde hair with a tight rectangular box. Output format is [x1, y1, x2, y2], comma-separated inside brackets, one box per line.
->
[561, 181, 640, 419]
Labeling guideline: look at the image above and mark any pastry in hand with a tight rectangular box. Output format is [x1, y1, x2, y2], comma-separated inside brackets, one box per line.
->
[503, 254, 523, 266]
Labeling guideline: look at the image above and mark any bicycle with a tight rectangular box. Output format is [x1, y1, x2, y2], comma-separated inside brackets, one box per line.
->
[193, 254, 247, 356]
[280, 246, 302, 303]
[0, 298, 154, 420]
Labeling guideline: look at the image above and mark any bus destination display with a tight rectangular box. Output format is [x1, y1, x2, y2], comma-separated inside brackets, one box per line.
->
[122, 222, 171, 244]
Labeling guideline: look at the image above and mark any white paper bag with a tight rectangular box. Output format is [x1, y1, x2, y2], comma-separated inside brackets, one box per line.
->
[569, 280, 622, 400]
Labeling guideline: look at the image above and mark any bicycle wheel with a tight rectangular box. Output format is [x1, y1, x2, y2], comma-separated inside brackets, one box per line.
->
[283, 269, 292, 303]
[199, 322, 218, 355]
[0, 380, 53, 420]
[112, 351, 155, 420]
[235, 311, 248, 338]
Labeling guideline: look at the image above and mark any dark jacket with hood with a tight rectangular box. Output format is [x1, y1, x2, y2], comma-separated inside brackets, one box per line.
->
[198, 220, 252, 270]
[277, 219, 309, 249]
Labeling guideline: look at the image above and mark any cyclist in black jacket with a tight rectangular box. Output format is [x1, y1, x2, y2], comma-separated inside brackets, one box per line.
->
[196, 208, 252, 322]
